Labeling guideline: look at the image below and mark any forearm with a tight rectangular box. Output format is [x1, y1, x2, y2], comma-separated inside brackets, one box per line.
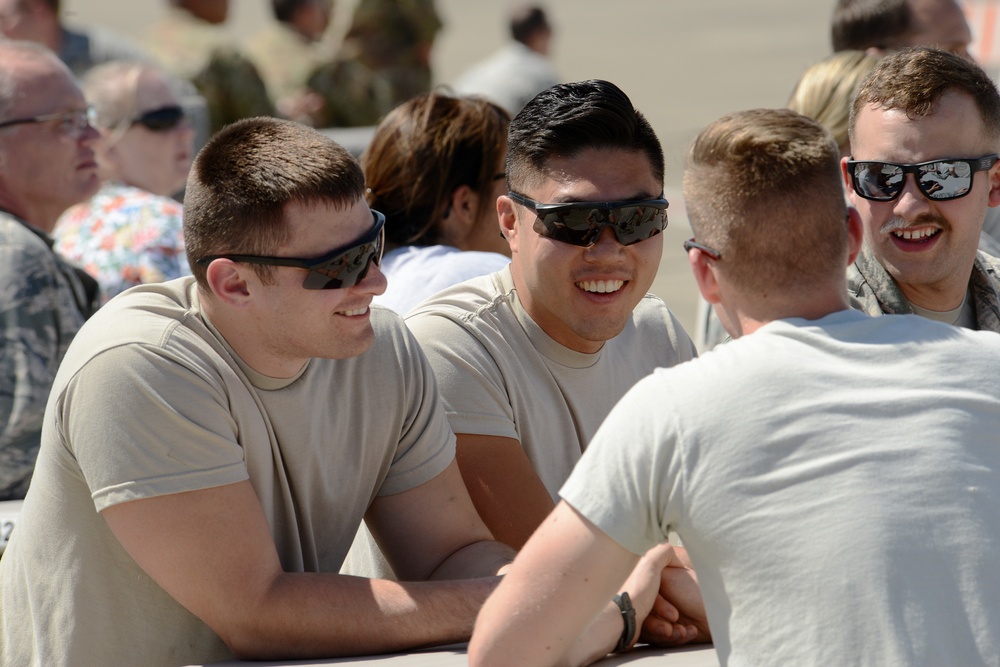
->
[223, 572, 503, 659]
[429, 539, 515, 581]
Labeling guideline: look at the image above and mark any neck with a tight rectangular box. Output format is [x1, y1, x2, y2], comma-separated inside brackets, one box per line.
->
[725, 285, 852, 339]
[896, 272, 975, 313]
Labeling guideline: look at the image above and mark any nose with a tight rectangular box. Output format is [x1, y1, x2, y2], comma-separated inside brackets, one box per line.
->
[891, 172, 934, 216]
[360, 259, 388, 297]
[78, 121, 100, 145]
[584, 225, 625, 256]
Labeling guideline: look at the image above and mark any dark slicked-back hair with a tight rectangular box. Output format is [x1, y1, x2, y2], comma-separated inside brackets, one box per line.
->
[506, 79, 664, 192]
[849, 47, 1000, 147]
[831, 0, 911, 51]
[184, 116, 366, 288]
[684, 109, 847, 295]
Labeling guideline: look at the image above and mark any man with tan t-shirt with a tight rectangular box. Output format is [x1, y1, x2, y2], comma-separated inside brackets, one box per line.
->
[0, 117, 515, 665]
[405, 79, 697, 549]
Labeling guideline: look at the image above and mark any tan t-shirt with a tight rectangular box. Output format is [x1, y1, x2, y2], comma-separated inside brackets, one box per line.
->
[0, 278, 454, 666]
[406, 266, 697, 498]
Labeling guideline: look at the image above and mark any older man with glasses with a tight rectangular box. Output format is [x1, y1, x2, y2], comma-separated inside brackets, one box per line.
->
[844, 46, 1000, 330]
[0, 39, 101, 501]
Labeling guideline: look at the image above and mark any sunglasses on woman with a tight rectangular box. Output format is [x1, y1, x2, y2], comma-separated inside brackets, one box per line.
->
[196, 210, 385, 290]
[131, 105, 186, 132]
[508, 190, 668, 247]
[846, 155, 1000, 202]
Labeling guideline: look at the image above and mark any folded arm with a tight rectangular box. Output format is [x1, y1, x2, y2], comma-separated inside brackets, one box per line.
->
[102, 459, 514, 659]
[469, 501, 696, 667]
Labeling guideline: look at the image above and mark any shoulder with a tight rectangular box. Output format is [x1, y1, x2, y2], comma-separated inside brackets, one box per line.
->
[627, 293, 698, 358]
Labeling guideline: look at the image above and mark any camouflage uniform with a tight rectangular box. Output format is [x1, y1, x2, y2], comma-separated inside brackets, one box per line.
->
[0, 212, 97, 500]
[306, 0, 442, 127]
[145, 8, 276, 135]
[244, 23, 332, 112]
[847, 243, 1000, 332]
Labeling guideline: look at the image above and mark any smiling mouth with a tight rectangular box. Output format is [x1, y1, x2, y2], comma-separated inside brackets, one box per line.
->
[576, 279, 625, 294]
[892, 228, 940, 242]
[338, 307, 368, 317]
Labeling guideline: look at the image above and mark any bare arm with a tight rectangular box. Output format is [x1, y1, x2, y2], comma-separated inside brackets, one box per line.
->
[454, 433, 556, 549]
[469, 501, 696, 667]
[103, 461, 513, 660]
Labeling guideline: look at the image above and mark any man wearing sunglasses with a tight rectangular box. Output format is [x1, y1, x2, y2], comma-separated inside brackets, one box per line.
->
[397, 80, 696, 556]
[0, 117, 516, 664]
[471, 108, 1000, 667]
[844, 47, 1000, 330]
[0, 40, 101, 502]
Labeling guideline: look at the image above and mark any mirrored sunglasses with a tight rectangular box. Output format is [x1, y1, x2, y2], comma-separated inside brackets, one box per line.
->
[847, 155, 1000, 202]
[508, 190, 668, 247]
[132, 105, 186, 132]
[196, 210, 385, 290]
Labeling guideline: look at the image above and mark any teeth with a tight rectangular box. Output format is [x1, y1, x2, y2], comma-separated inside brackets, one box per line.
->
[577, 279, 625, 294]
[340, 307, 368, 316]
[893, 228, 938, 240]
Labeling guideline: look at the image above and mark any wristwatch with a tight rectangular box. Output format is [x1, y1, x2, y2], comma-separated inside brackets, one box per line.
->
[612, 591, 636, 653]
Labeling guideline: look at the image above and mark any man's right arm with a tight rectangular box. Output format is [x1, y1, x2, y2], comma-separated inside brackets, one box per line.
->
[455, 433, 556, 549]
[102, 477, 506, 659]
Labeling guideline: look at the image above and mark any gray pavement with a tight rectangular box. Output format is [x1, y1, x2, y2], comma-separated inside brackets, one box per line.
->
[63, 0, 838, 333]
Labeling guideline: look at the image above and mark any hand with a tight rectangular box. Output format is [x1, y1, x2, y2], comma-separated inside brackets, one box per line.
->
[619, 543, 699, 649]
[643, 546, 711, 644]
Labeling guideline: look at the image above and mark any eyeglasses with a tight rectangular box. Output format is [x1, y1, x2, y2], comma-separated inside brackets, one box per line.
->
[0, 106, 96, 135]
[507, 190, 668, 247]
[683, 238, 721, 260]
[196, 210, 385, 290]
[131, 105, 186, 132]
[846, 155, 1000, 202]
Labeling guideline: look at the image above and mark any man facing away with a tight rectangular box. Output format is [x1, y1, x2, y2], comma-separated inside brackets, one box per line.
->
[404, 79, 697, 550]
[470, 108, 1000, 667]
[0, 40, 101, 500]
[0, 116, 515, 665]
[844, 46, 1000, 329]
[831, 0, 973, 58]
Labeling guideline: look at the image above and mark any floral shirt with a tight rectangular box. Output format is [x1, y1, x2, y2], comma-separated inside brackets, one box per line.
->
[55, 181, 190, 303]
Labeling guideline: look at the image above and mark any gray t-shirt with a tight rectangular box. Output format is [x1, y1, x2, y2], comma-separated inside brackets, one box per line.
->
[0, 278, 454, 666]
[406, 265, 697, 499]
[563, 309, 1000, 666]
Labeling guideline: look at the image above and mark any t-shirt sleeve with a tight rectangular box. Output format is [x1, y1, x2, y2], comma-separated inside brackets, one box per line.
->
[56, 342, 249, 511]
[373, 315, 456, 496]
[559, 371, 683, 555]
[406, 312, 517, 441]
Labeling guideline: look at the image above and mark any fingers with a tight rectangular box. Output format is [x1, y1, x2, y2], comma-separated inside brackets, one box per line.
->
[639, 614, 699, 646]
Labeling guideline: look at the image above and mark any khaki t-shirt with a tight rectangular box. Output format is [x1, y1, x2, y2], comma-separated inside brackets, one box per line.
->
[0, 278, 454, 666]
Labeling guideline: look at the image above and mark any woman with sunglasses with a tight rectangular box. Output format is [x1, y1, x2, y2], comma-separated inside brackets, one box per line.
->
[362, 90, 513, 314]
[55, 60, 194, 303]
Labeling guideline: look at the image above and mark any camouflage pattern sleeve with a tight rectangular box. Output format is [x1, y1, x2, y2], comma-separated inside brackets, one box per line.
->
[0, 218, 86, 500]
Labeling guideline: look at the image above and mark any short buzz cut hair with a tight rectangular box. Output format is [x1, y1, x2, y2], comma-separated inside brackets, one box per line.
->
[506, 79, 664, 193]
[831, 0, 912, 51]
[683, 108, 848, 296]
[183, 116, 366, 288]
[849, 47, 1000, 148]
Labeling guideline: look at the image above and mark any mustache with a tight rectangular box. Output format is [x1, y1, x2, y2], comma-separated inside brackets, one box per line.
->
[878, 215, 949, 235]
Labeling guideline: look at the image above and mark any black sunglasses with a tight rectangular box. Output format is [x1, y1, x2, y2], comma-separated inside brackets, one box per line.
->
[196, 210, 385, 290]
[846, 155, 1000, 202]
[683, 238, 721, 260]
[132, 105, 186, 132]
[508, 191, 668, 247]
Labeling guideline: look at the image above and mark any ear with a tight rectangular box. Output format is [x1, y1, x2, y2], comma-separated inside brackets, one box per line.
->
[439, 184, 479, 245]
[987, 161, 1000, 208]
[205, 259, 253, 307]
[688, 247, 721, 305]
[845, 206, 863, 265]
[497, 194, 518, 254]
[840, 156, 855, 198]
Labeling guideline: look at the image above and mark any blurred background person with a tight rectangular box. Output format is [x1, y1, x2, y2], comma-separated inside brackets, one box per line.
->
[453, 4, 561, 115]
[363, 91, 511, 314]
[55, 60, 194, 302]
[245, 0, 333, 123]
[786, 49, 879, 156]
[145, 0, 275, 135]
[304, 0, 442, 128]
